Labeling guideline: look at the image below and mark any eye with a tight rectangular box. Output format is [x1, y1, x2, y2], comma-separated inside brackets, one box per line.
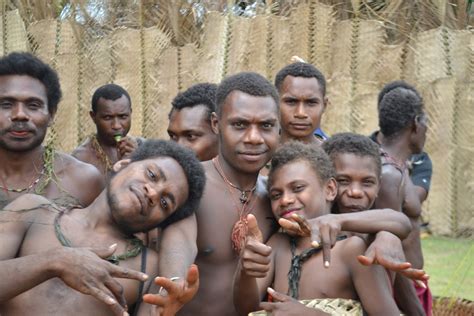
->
[120, 114, 129, 119]
[293, 184, 306, 192]
[233, 122, 246, 129]
[0, 101, 12, 108]
[363, 179, 376, 186]
[284, 99, 296, 105]
[336, 178, 350, 185]
[262, 122, 274, 130]
[168, 132, 177, 141]
[103, 116, 112, 120]
[160, 196, 169, 210]
[270, 192, 281, 201]
[147, 168, 157, 181]
[187, 134, 198, 141]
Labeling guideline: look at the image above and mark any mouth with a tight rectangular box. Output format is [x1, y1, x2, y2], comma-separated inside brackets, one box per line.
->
[238, 150, 267, 162]
[130, 186, 148, 216]
[289, 123, 311, 130]
[8, 130, 33, 138]
[343, 205, 366, 212]
[280, 208, 302, 219]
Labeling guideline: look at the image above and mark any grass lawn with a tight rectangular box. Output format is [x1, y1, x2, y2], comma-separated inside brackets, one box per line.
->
[421, 236, 473, 301]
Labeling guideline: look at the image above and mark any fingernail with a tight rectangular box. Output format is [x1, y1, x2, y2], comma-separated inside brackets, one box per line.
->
[267, 287, 275, 294]
[311, 241, 320, 248]
[123, 312, 129, 316]
[324, 261, 330, 268]
[141, 273, 149, 280]
[107, 297, 116, 304]
[109, 243, 117, 249]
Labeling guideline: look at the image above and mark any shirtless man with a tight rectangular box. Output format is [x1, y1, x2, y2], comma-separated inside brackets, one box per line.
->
[373, 84, 430, 315]
[234, 142, 399, 315]
[73, 83, 142, 178]
[167, 83, 218, 161]
[0, 139, 205, 316]
[0, 52, 103, 208]
[275, 62, 328, 145]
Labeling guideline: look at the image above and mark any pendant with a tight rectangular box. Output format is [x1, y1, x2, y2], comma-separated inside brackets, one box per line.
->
[239, 191, 248, 204]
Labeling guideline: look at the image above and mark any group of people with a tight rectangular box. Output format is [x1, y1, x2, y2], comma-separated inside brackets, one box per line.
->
[0, 51, 433, 315]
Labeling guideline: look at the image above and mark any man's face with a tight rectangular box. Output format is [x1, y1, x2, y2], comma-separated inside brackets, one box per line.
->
[279, 76, 327, 140]
[91, 95, 131, 144]
[0, 75, 51, 153]
[215, 91, 280, 174]
[107, 157, 189, 234]
[269, 160, 335, 221]
[167, 105, 218, 161]
[334, 153, 380, 213]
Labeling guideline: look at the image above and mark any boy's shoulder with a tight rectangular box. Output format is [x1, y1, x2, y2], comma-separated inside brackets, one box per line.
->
[334, 235, 367, 262]
[267, 231, 292, 250]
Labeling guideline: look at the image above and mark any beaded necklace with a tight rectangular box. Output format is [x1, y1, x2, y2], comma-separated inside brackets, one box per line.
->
[212, 157, 258, 254]
[90, 134, 114, 172]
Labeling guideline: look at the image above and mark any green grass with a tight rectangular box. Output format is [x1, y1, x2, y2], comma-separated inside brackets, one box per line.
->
[421, 236, 474, 301]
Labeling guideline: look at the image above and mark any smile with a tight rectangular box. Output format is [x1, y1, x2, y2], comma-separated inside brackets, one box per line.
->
[280, 208, 302, 219]
[130, 186, 148, 216]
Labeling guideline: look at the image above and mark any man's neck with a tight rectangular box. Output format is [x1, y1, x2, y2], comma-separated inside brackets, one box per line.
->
[80, 191, 121, 234]
[0, 146, 44, 176]
[380, 134, 412, 162]
[281, 132, 321, 145]
[95, 133, 116, 149]
[215, 153, 259, 191]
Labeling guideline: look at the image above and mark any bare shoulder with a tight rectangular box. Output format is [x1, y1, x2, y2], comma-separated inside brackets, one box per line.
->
[3, 193, 52, 211]
[267, 232, 290, 250]
[55, 152, 102, 179]
[337, 235, 367, 261]
[71, 138, 94, 160]
[380, 164, 403, 188]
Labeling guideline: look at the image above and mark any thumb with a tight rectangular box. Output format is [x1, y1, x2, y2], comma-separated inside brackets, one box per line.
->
[186, 264, 199, 286]
[90, 243, 117, 259]
[247, 214, 263, 243]
[267, 287, 291, 302]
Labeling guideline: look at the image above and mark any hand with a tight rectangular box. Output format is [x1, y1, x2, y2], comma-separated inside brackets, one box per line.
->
[240, 214, 272, 278]
[117, 137, 139, 159]
[52, 244, 149, 316]
[259, 288, 329, 316]
[357, 231, 429, 282]
[142, 264, 199, 316]
[279, 213, 342, 268]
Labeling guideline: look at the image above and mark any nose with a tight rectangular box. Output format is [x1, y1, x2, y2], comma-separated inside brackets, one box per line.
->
[244, 125, 264, 145]
[111, 118, 121, 130]
[347, 183, 364, 199]
[11, 104, 29, 121]
[294, 103, 307, 119]
[144, 183, 160, 206]
[280, 191, 295, 207]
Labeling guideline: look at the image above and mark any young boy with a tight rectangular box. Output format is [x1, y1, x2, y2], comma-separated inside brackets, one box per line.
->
[233, 142, 400, 315]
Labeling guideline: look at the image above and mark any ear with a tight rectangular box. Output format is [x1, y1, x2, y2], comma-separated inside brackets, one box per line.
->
[211, 112, 219, 134]
[324, 178, 338, 202]
[322, 96, 329, 113]
[89, 110, 96, 122]
[113, 159, 131, 172]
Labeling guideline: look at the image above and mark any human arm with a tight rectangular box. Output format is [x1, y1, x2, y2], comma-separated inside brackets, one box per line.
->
[394, 274, 425, 315]
[345, 236, 399, 315]
[259, 288, 330, 316]
[233, 214, 274, 316]
[374, 165, 404, 212]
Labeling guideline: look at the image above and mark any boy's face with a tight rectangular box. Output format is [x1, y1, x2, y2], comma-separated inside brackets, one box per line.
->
[269, 159, 336, 221]
[334, 153, 380, 213]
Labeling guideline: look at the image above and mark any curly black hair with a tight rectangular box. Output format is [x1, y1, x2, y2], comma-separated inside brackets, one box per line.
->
[377, 80, 422, 110]
[215, 72, 279, 117]
[323, 133, 381, 177]
[268, 141, 335, 189]
[274, 62, 326, 96]
[130, 139, 206, 229]
[0, 52, 61, 115]
[91, 83, 131, 113]
[170, 83, 217, 121]
[378, 86, 424, 138]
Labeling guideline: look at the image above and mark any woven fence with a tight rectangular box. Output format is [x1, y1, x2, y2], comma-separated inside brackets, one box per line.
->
[0, 1, 473, 237]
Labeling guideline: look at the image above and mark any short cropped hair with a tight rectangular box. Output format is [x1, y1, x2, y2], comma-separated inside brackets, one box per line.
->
[91, 84, 131, 113]
[170, 83, 218, 121]
[323, 133, 381, 177]
[378, 86, 424, 138]
[0, 52, 61, 115]
[274, 62, 326, 96]
[215, 72, 279, 117]
[130, 139, 206, 229]
[377, 80, 422, 109]
[268, 141, 335, 189]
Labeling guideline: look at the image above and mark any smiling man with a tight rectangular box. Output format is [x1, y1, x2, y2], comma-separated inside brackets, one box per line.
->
[167, 83, 218, 161]
[73, 84, 142, 178]
[0, 52, 103, 208]
[0, 139, 205, 316]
